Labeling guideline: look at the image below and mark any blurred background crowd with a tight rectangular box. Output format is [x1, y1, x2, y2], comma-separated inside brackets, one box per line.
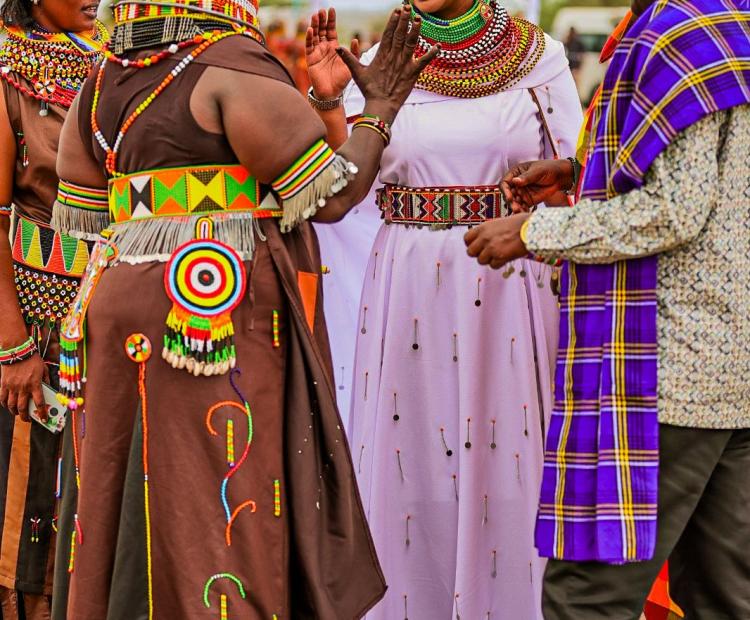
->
[259, 0, 629, 105]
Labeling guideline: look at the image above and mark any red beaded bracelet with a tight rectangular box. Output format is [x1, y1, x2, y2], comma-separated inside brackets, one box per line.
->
[0, 337, 38, 366]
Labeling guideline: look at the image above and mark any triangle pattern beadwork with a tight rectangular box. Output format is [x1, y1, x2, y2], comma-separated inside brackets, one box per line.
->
[108, 165, 266, 224]
[12, 216, 90, 278]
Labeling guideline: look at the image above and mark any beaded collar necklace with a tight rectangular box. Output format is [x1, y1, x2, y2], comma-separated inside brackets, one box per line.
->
[0, 22, 108, 112]
[412, 0, 545, 98]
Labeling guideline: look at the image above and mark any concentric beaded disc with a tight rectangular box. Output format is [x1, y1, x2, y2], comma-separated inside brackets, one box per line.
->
[164, 238, 247, 318]
[125, 333, 152, 363]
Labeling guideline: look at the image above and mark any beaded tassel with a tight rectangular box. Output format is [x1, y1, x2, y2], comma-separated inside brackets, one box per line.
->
[274, 480, 281, 517]
[162, 219, 246, 377]
[272, 311, 280, 348]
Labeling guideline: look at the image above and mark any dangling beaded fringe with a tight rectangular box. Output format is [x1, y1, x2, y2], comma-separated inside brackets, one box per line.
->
[51, 200, 111, 241]
[106, 213, 260, 265]
[279, 155, 356, 233]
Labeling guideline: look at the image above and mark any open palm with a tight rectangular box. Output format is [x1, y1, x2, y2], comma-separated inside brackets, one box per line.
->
[305, 8, 360, 100]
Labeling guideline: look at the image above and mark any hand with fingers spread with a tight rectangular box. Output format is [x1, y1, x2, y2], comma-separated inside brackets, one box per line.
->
[501, 159, 574, 212]
[0, 353, 48, 423]
[464, 214, 530, 270]
[305, 7, 360, 101]
[337, 6, 439, 124]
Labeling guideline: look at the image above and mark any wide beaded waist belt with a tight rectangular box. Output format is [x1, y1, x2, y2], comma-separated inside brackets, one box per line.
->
[377, 184, 511, 226]
[108, 164, 282, 224]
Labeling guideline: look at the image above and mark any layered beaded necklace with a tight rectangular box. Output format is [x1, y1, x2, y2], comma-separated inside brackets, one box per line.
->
[0, 22, 107, 112]
[412, 0, 545, 98]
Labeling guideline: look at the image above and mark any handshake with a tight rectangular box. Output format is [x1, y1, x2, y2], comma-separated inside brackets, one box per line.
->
[464, 158, 575, 269]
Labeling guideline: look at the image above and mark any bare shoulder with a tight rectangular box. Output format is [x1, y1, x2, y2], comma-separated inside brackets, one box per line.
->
[209, 67, 326, 183]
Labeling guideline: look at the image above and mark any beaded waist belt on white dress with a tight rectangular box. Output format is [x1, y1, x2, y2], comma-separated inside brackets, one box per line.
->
[377, 184, 511, 227]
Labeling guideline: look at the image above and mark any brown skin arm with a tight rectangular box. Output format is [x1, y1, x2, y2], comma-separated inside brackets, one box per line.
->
[213, 70, 387, 222]
[304, 8, 356, 150]
[201, 8, 436, 223]
[0, 86, 48, 421]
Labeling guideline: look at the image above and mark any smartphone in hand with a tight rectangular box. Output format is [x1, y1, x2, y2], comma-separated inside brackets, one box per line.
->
[28, 383, 67, 434]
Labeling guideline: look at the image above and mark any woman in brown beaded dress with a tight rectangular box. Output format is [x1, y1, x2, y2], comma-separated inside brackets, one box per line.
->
[49, 1, 438, 618]
[0, 1, 105, 617]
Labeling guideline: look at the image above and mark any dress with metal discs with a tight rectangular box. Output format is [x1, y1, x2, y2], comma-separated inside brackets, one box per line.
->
[335, 2, 583, 618]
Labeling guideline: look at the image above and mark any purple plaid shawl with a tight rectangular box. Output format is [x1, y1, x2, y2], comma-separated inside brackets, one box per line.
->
[536, 0, 750, 563]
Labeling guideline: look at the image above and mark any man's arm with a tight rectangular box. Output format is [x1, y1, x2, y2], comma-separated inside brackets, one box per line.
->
[525, 111, 725, 263]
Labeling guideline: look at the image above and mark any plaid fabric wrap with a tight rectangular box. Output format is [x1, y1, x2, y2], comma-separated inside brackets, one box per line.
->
[536, 0, 750, 563]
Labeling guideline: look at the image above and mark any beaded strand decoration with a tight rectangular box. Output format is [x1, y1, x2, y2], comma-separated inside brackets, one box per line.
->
[411, 0, 545, 98]
[91, 30, 238, 177]
[0, 22, 108, 113]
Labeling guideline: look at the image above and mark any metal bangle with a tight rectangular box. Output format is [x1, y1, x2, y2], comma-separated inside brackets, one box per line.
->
[307, 87, 343, 111]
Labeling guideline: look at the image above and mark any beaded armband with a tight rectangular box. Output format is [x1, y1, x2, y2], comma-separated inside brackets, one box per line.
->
[272, 139, 357, 232]
[0, 204, 11, 217]
[52, 179, 110, 240]
[0, 337, 38, 366]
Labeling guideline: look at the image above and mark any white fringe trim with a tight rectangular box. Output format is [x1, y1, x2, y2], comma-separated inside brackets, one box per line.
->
[108, 212, 258, 265]
[51, 201, 110, 241]
[279, 155, 358, 233]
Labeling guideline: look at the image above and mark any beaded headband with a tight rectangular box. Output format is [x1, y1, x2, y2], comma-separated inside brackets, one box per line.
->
[113, 0, 259, 28]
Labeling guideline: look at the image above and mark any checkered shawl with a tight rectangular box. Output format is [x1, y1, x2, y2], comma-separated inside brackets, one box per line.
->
[536, 0, 750, 563]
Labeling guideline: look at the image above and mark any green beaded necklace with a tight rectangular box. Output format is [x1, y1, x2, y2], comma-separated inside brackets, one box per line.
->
[413, 0, 490, 44]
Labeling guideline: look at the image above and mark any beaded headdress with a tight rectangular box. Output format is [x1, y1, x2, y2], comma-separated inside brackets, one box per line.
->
[111, 0, 262, 53]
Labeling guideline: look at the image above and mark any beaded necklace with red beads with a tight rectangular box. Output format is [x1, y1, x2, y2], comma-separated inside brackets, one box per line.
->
[0, 22, 107, 113]
[412, 0, 546, 99]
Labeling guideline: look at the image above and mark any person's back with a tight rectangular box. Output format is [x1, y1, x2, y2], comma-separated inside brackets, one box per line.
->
[49, 3, 439, 618]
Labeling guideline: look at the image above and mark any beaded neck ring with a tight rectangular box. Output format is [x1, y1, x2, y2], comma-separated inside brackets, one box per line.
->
[0, 22, 108, 112]
[111, 0, 263, 53]
[411, 0, 545, 98]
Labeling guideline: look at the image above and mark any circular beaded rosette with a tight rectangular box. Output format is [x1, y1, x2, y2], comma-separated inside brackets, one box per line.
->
[164, 238, 247, 318]
[125, 333, 152, 363]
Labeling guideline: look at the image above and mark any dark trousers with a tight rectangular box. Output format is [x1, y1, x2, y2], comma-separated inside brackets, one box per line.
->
[542, 424, 750, 620]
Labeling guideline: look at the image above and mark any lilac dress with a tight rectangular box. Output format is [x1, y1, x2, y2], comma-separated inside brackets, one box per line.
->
[321, 36, 582, 619]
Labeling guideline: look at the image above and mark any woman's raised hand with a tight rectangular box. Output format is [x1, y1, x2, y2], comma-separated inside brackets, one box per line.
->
[305, 8, 360, 100]
[337, 6, 439, 124]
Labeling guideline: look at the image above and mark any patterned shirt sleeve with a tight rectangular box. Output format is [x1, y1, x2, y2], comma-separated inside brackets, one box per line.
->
[524, 111, 726, 264]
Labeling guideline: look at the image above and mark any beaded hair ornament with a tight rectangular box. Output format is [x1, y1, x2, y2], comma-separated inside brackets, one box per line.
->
[412, 0, 546, 98]
[111, 0, 263, 53]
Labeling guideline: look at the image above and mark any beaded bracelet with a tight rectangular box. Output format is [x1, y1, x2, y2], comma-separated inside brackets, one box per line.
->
[0, 337, 38, 366]
[0, 204, 11, 217]
[352, 114, 392, 147]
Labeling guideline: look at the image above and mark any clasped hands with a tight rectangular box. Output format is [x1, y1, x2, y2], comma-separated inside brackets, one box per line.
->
[464, 158, 573, 269]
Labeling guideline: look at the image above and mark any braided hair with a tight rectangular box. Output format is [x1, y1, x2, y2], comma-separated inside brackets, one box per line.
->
[0, 0, 35, 28]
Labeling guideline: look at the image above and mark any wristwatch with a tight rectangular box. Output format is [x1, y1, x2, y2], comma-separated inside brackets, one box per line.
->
[565, 157, 582, 195]
[307, 87, 344, 111]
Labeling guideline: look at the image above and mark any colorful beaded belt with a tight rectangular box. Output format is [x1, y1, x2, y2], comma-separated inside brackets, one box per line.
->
[108, 164, 281, 224]
[377, 184, 511, 227]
